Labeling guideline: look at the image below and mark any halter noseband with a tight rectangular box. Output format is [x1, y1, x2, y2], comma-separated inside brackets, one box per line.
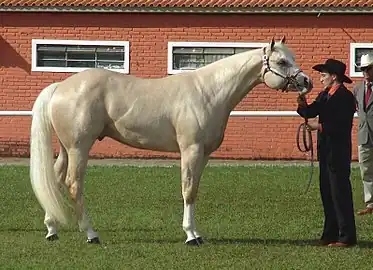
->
[262, 47, 304, 92]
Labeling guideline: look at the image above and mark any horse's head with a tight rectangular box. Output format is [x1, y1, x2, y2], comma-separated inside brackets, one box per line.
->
[261, 37, 313, 95]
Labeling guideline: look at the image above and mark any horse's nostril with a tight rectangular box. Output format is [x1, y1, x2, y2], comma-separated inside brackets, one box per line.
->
[303, 77, 312, 89]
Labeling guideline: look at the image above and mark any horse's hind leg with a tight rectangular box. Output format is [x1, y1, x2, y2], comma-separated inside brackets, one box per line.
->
[180, 144, 209, 246]
[65, 146, 100, 244]
[44, 141, 68, 241]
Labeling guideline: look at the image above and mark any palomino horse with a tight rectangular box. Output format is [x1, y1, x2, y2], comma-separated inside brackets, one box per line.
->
[30, 37, 313, 245]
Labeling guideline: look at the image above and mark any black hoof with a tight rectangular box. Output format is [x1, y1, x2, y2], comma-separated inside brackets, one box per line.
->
[186, 237, 203, 246]
[87, 237, 100, 244]
[46, 234, 59, 241]
[196, 237, 204, 244]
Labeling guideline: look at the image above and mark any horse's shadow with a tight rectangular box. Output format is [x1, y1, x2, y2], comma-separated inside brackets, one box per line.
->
[0, 228, 45, 233]
[3, 227, 373, 248]
[137, 237, 373, 248]
[0, 227, 159, 233]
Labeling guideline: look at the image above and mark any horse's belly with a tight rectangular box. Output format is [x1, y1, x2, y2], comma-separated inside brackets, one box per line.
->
[126, 135, 180, 152]
[204, 131, 225, 154]
[108, 124, 180, 152]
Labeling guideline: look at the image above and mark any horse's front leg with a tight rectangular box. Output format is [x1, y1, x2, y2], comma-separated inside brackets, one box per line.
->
[180, 144, 208, 246]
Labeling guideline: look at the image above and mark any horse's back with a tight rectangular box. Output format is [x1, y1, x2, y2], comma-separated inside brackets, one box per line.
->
[48, 68, 222, 153]
[49, 68, 183, 151]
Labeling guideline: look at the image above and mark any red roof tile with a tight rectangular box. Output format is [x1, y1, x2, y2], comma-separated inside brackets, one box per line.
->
[0, 0, 371, 8]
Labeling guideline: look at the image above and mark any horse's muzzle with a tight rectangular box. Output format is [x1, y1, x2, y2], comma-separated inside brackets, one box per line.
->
[300, 76, 313, 95]
[293, 74, 313, 96]
[282, 75, 313, 95]
[304, 77, 313, 91]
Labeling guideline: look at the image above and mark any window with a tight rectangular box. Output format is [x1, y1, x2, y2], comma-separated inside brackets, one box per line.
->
[32, 39, 130, 73]
[350, 43, 373, 77]
[168, 41, 267, 74]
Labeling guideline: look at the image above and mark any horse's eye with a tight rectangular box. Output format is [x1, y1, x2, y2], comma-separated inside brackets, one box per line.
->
[278, 59, 288, 66]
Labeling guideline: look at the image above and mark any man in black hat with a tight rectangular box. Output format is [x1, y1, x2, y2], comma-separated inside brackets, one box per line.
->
[296, 58, 357, 247]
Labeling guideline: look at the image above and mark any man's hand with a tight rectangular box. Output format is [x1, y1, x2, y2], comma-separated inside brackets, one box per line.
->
[297, 95, 307, 108]
[306, 121, 320, 131]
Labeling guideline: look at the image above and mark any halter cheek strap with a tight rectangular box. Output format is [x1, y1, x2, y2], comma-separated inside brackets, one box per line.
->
[262, 48, 270, 74]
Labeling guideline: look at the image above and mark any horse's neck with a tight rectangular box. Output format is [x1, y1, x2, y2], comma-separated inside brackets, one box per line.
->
[197, 50, 263, 112]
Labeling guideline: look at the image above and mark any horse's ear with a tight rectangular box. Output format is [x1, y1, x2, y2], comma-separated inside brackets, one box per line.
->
[280, 36, 286, 44]
[270, 38, 275, 50]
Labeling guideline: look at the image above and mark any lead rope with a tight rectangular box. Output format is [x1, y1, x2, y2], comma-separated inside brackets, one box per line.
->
[296, 117, 314, 194]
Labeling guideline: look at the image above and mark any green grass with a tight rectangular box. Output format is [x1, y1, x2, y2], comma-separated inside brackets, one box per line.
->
[0, 165, 372, 269]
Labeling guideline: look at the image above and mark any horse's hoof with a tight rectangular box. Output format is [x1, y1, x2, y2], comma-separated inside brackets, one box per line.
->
[196, 237, 204, 244]
[87, 237, 100, 244]
[185, 238, 203, 246]
[46, 234, 59, 241]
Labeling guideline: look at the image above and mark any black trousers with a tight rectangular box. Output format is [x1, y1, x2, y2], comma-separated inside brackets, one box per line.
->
[318, 139, 357, 244]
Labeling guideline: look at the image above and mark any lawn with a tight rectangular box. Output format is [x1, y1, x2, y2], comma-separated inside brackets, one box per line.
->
[0, 164, 372, 269]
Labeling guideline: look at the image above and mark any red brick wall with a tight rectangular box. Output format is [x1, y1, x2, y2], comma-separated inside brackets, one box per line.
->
[0, 12, 372, 160]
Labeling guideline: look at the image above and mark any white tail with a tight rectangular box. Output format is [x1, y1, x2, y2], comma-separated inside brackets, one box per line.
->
[30, 82, 69, 225]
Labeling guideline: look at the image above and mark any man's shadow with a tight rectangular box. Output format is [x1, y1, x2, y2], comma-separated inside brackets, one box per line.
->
[206, 238, 373, 248]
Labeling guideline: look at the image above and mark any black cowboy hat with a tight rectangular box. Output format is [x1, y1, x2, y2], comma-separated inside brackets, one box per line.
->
[312, 59, 352, 84]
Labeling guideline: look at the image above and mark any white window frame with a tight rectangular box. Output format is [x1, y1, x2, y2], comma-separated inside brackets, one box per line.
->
[350, 43, 373, 77]
[167, 41, 267, 74]
[31, 39, 130, 73]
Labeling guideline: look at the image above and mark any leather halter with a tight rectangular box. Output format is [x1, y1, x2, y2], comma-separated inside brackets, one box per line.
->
[262, 47, 304, 92]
